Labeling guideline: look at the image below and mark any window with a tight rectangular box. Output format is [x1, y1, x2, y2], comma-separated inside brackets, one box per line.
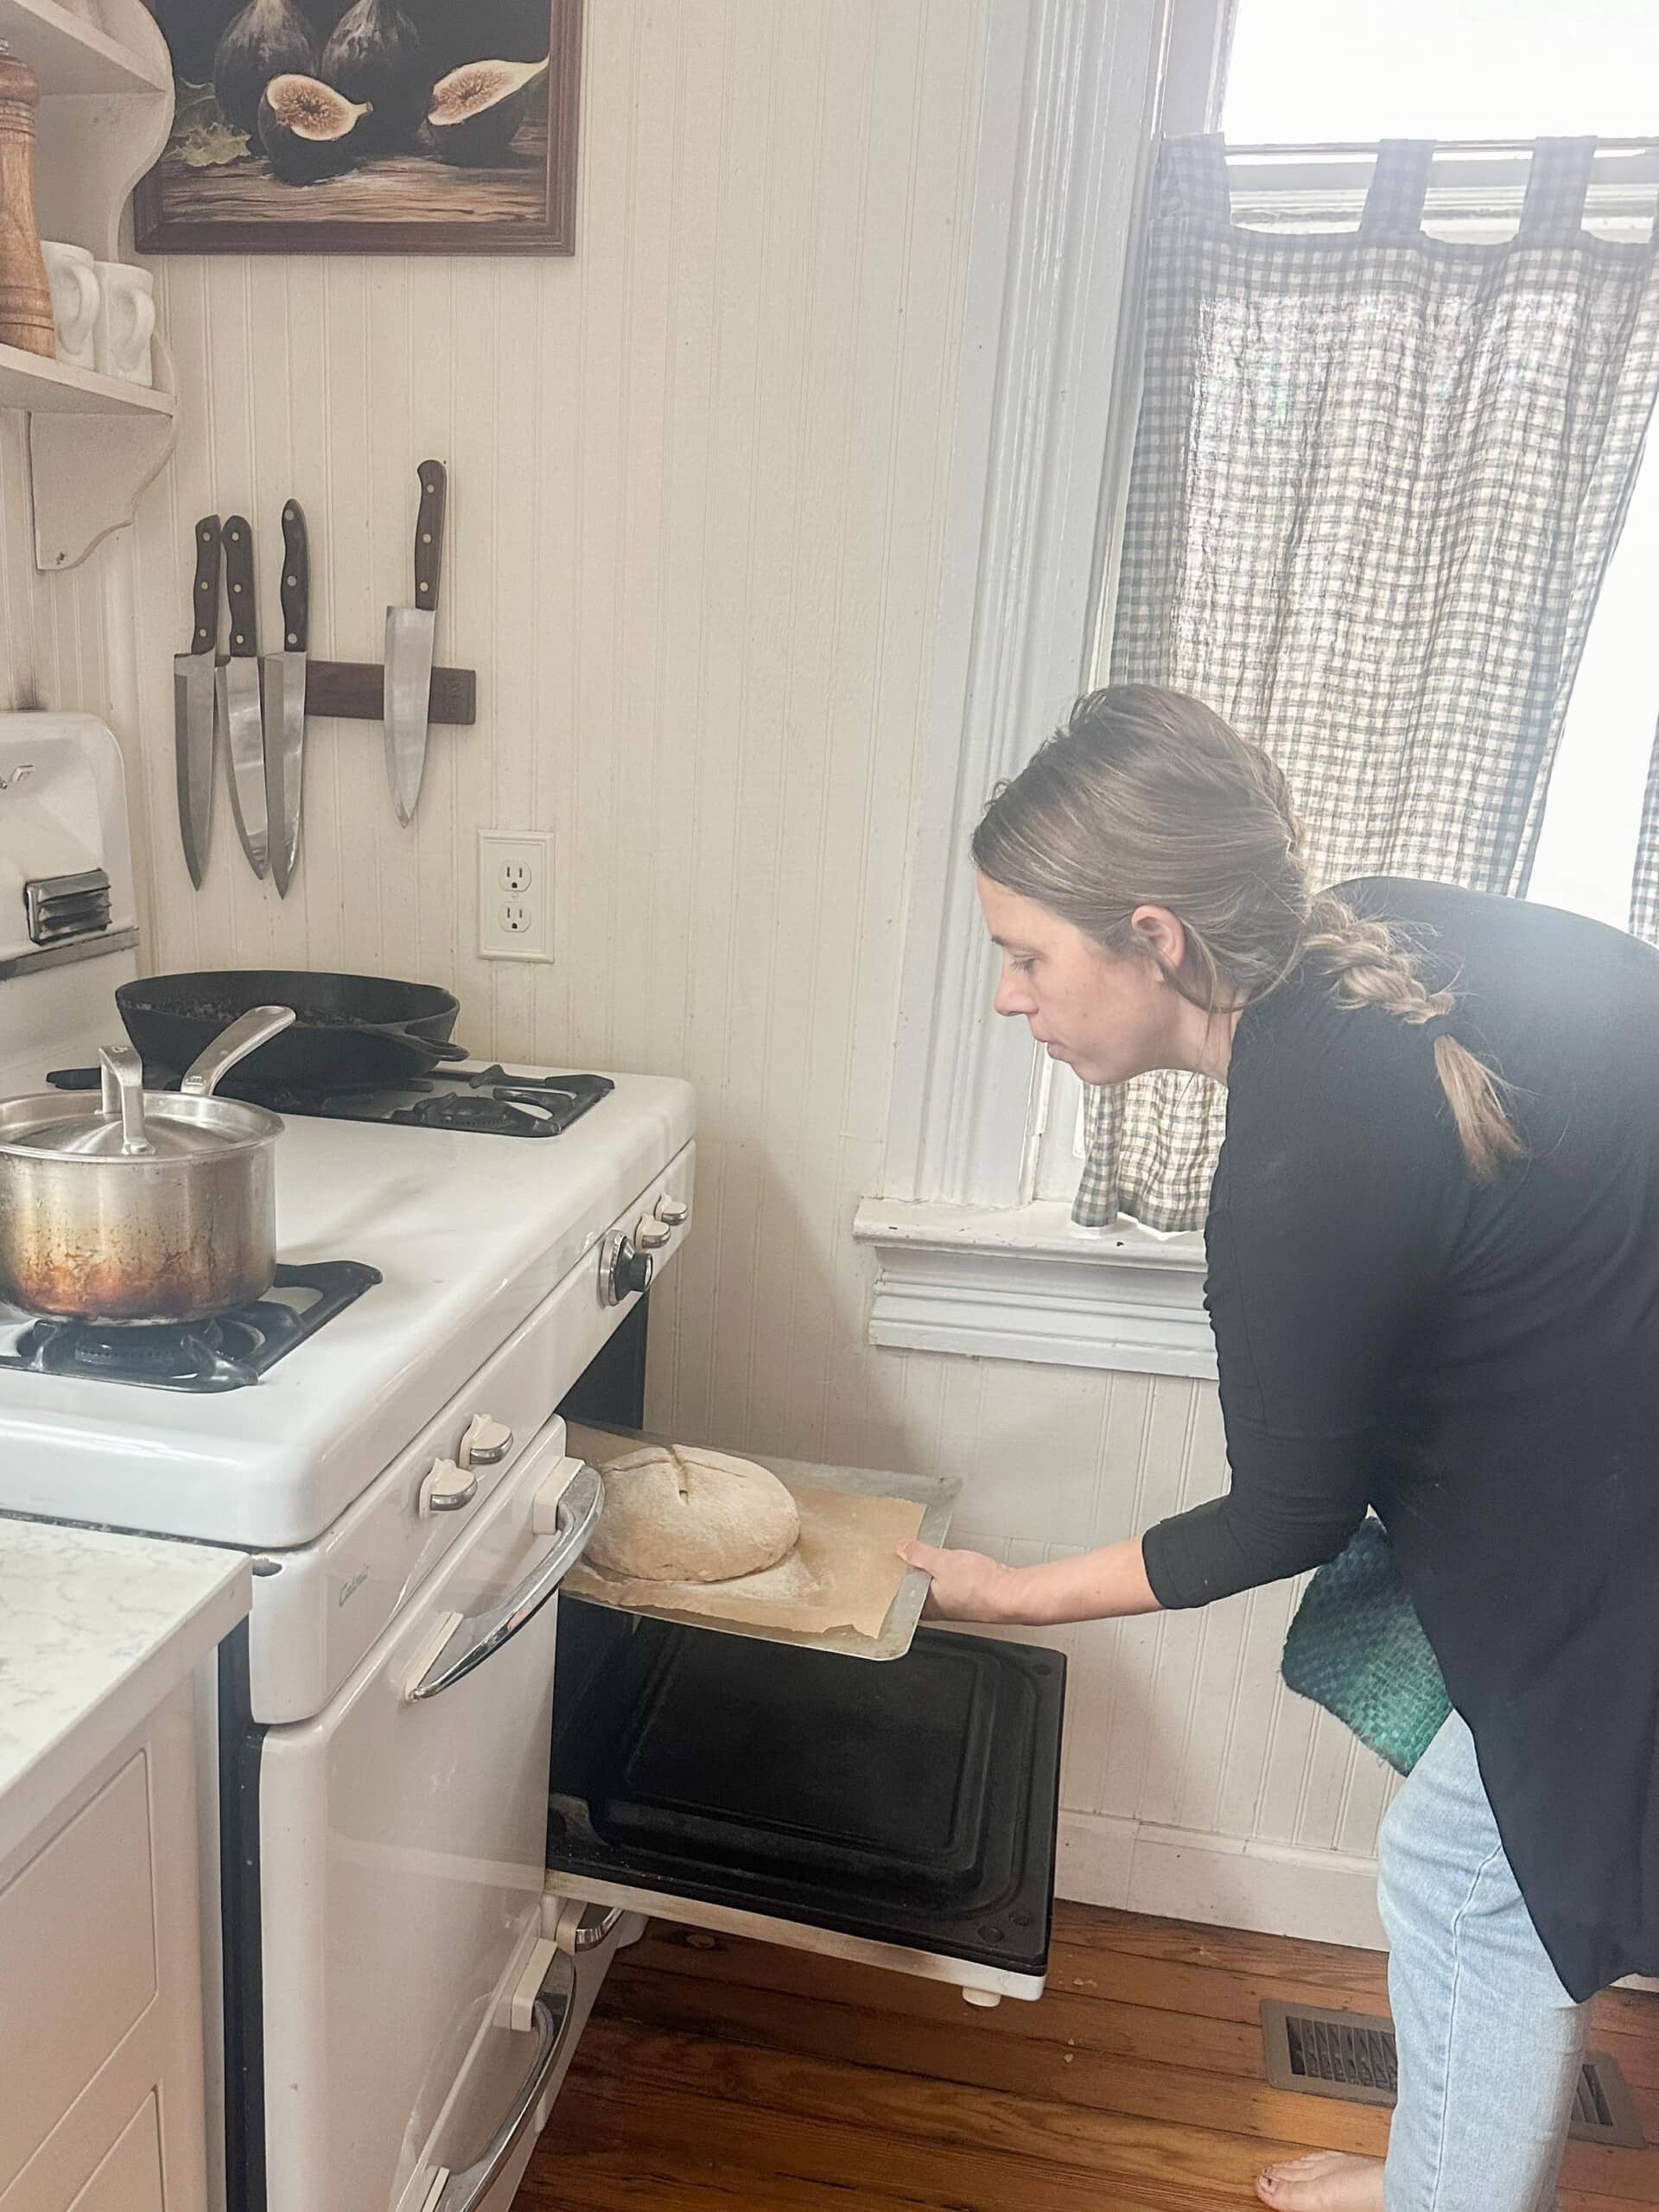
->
[858, 0, 1657, 1375]
[1526, 449, 1659, 930]
[1223, 0, 1659, 143]
[1222, 0, 1659, 937]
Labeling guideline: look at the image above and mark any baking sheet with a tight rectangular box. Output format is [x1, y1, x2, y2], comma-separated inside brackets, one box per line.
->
[562, 1424, 961, 1662]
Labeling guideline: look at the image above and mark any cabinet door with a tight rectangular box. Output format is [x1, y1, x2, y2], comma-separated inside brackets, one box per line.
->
[64, 2098, 163, 2212]
[0, 1684, 208, 2212]
[0, 1755, 156, 2196]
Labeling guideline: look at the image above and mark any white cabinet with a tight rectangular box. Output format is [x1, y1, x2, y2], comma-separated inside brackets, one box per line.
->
[0, 1677, 211, 2212]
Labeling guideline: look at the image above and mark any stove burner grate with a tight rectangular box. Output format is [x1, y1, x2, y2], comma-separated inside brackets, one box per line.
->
[44, 1062, 614, 1137]
[0, 1262, 381, 1393]
[390, 1072, 613, 1137]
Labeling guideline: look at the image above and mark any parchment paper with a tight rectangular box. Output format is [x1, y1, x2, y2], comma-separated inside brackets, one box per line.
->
[563, 1468, 926, 1641]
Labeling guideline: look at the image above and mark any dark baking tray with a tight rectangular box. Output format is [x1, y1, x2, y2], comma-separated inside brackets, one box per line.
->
[547, 1606, 1065, 1979]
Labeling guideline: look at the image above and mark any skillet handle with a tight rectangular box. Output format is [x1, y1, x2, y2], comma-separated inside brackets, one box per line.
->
[353, 1019, 467, 1061]
[180, 1006, 299, 1097]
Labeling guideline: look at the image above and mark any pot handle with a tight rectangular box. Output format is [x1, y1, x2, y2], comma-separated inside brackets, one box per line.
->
[180, 1005, 298, 1097]
[99, 1044, 153, 1156]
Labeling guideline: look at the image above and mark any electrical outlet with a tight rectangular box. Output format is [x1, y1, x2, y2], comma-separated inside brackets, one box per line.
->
[478, 831, 553, 962]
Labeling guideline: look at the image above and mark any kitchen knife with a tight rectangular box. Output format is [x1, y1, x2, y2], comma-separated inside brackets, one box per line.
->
[217, 513, 269, 880]
[383, 458, 446, 827]
[173, 515, 220, 889]
[263, 499, 308, 899]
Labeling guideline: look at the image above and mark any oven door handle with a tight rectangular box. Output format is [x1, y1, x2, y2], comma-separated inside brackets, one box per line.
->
[432, 1952, 578, 2212]
[407, 1463, 603, 1702]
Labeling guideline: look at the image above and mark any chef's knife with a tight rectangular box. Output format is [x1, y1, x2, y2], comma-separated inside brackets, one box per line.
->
[173, 514, 220, 889]
[383, 459, 446, 827]
[263, 499, 308, 898]
[218, 513, 268, 880]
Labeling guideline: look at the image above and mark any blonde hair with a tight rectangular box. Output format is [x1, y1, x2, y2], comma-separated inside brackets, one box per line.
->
[973, 685, 1525, 1184]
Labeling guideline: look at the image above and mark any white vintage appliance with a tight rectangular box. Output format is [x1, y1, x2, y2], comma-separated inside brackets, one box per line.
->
[0, 715, 1063, 2212]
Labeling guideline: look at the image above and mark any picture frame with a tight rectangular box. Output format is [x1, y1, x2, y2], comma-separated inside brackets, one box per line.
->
[133, 0, 581, 255]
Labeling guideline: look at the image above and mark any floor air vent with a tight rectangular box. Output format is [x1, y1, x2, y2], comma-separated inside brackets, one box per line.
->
[1261, 2002, 1644, 2149]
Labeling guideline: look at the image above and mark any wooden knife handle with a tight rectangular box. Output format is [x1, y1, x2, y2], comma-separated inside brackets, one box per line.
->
[190, 516, 221, 655]
[412, 460, 446, 618]
[279, 500, 308, 653]
[221, 515, 257, 658]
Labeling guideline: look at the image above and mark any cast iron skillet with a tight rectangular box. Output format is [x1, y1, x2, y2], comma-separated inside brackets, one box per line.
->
[117, 970, 465, 1090]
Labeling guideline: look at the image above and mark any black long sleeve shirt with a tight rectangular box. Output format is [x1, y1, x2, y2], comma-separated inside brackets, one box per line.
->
[1141, 877, 1659, 2002]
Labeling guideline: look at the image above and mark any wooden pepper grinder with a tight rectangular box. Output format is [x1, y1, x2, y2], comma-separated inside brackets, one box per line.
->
[0, 46, 54, 359]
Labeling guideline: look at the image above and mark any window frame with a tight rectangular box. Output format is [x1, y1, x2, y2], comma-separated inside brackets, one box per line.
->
[852, 0, 1227, 1377]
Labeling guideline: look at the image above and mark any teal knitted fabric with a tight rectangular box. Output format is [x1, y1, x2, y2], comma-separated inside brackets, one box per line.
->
[1281, 1518, 1452, 1777]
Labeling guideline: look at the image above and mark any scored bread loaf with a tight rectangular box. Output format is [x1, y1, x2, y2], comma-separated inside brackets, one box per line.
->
[590, 1442, 802, 1583]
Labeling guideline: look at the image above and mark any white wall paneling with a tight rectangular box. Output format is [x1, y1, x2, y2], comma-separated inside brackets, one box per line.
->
[0, 415, 123, 722]
[0, 0, 1400, 1944]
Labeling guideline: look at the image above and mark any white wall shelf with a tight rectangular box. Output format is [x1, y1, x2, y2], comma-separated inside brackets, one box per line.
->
[0, 340, 175, 416]
[0, 0, 170, 96]
[0, 0, 181, 567]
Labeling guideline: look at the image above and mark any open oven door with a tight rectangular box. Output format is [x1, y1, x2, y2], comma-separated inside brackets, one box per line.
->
[544, 1590, 1065, 2006]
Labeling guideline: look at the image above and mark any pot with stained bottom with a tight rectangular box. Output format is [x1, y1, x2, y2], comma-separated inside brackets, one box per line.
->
[0, 1006, 296, 1325]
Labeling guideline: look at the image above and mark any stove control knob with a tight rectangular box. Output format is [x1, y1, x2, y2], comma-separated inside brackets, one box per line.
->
[634, 1213, 671, 1251]
[655, 1193, 690, 1227]
[418, 1458, 479, 1517]
[458, 1412, 514, 1470]
[600, 1231, 653, 1306]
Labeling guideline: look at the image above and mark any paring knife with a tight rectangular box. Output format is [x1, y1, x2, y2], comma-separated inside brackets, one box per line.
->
[384, 458, 446, 827]
[174, 515, 220, 889]
[264, 499, 308, 898]
[218, 514, 269, 880]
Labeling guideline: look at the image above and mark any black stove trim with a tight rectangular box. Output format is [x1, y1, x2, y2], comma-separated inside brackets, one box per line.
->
[218, 1624, 267, 2212]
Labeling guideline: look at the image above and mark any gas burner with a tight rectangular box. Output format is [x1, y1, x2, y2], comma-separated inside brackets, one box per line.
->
[393, 1071, 613, 1137]
[0, 1262, 380, 1393]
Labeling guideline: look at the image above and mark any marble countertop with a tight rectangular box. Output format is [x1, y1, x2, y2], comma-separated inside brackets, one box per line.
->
[0, 1516, 250, 1870]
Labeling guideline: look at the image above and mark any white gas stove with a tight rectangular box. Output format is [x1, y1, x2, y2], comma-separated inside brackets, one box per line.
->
[1, 715, 1066, 2212]
[0, 715, 696, 2212]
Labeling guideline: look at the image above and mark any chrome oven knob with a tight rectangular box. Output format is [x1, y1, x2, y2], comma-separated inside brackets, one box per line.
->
[654, 1193, 690, 1227]
[599, 1231, 653, 1306]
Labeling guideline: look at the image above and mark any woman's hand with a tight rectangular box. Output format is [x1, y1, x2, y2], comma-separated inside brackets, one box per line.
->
[897, 1539, 1012, 1623]
[899, 1532, 1165, 1628]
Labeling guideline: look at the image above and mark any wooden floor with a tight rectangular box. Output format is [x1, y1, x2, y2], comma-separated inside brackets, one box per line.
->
[518, 1904, 1659, 2211]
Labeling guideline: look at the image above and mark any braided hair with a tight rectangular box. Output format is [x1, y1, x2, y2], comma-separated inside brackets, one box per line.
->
[972, 685, 1524, 1183]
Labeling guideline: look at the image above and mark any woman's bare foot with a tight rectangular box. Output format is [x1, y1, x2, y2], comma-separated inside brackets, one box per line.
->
[1255, 2151, 1386, 2211]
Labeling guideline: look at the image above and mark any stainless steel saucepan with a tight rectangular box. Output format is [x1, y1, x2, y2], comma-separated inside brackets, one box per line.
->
[0, 1006, 297, 1325]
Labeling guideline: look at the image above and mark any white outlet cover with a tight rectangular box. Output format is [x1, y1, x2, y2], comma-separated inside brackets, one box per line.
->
[478, 830, 553, 963]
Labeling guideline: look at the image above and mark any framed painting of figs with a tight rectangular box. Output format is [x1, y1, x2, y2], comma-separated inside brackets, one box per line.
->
[133, 0, 580, 253]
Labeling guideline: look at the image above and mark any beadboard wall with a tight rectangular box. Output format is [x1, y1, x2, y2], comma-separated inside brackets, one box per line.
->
[0, 413, 118, 721]
[16, 0, 1392, 1943]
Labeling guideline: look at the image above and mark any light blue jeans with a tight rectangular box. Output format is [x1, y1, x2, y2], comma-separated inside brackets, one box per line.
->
[1377, 1710, 1586, 2212]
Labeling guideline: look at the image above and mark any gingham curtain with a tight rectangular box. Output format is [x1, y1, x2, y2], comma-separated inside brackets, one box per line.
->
[1632, 722, 1659, 944]
[1077, 134, 1659, 1231]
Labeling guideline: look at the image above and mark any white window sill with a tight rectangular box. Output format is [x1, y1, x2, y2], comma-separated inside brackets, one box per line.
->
[850, 1199, 1215, 1379]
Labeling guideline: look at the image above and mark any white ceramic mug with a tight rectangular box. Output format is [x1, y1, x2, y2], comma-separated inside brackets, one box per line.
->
[92, 261, 155, 386]
[41, 243, 99, 371]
